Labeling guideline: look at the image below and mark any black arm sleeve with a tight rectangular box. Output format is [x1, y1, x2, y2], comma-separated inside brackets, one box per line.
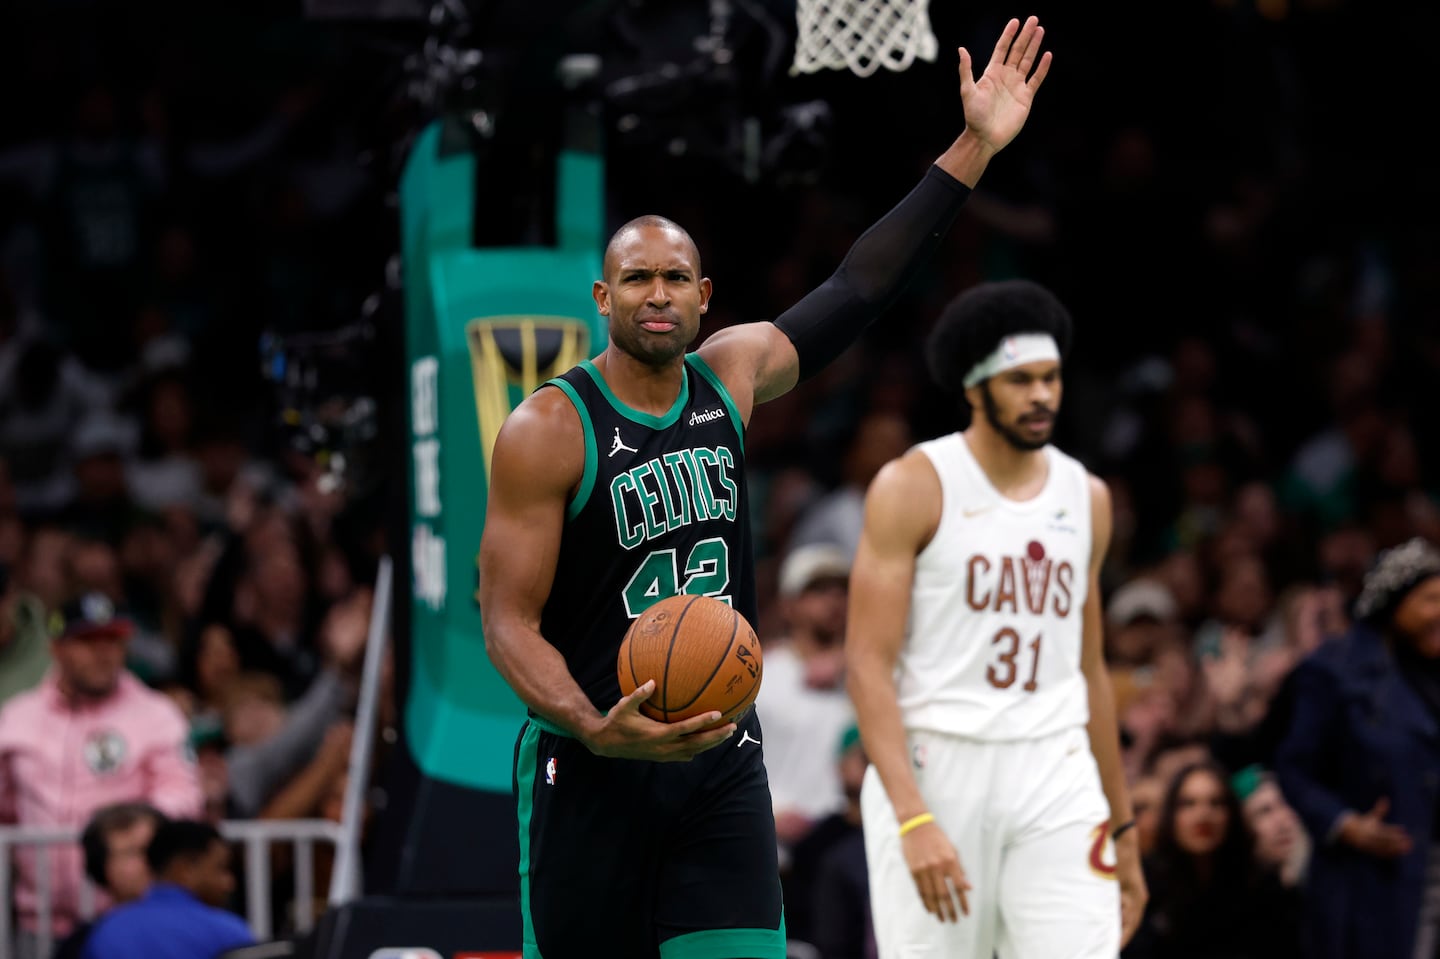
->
[773, 165, 972, 380]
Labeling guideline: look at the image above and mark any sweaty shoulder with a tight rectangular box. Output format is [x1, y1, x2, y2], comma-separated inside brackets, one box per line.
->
[491, 383, 586, 493]
[1085, 472, 1112, 568]
[865, 448, 942, 547]
[695, 321, 800, 415]
[1086, 472, 1111, 511]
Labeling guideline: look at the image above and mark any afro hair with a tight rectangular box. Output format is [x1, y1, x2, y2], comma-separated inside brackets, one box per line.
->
[925, 279, 1073, 395]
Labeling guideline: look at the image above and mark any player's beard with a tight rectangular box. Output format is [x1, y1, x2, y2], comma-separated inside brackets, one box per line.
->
[980, 382, 1053, 452]
[610, 310, 694, 367]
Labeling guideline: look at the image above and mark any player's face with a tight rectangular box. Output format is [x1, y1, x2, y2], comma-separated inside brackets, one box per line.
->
[594, 226, 711, 367]
[1394, 577, 1440, 658]
[1171, 769, 1230, 857]
[974, 360, 1061, 452]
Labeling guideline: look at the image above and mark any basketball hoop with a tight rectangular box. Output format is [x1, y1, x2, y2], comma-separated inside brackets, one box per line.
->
[790, 0, 938, 78]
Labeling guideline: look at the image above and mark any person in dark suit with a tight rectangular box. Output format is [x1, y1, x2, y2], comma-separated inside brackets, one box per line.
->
[1276, 536, 1440, 959]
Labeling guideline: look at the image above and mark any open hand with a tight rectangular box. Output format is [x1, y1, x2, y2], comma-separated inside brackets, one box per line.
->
[582, 680, 736, 761]
[1339, 798, 1414, 859]
[902, 819, 971, 923]
[958, 15, 1052, 154]
[322, 588, 373, 673]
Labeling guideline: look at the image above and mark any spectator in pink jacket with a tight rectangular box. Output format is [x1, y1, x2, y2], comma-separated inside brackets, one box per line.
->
[0, 591, 202, 959]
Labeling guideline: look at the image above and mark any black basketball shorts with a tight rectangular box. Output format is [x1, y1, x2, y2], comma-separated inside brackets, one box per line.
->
[513, 709, 785, 958]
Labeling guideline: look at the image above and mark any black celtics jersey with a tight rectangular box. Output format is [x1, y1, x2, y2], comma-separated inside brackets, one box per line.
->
[538, 353, 757, 713]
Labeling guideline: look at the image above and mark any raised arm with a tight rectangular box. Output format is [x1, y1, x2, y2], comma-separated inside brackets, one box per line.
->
[477, 389, 735, 761]
[1079, 475, 1147, 946]
[845, 451, 972, 923]
[697, 15, 1052, 406]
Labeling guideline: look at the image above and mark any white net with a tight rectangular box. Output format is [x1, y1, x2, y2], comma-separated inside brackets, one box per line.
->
[790, 0, 938, 78]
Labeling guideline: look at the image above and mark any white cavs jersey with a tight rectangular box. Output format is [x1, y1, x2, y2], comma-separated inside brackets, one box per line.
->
[897, 433, 1092, 741]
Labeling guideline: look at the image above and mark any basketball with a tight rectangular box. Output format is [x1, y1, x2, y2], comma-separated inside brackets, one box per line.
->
[617, 594, 763, 724]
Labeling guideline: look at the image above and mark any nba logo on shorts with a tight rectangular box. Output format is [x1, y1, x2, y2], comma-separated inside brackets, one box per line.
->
[545, 757, 558, 785]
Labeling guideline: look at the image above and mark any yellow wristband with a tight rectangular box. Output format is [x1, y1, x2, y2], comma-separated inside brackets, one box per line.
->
[898, 812, 935, 837]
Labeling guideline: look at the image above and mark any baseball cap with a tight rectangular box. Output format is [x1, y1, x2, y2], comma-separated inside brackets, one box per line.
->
[48, 591, 134, 641]
[1106, 578, 1177, 628]
[778, 543, 851, 599]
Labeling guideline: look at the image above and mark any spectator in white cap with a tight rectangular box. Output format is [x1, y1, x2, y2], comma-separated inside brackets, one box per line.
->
[1106, 577, 1179, 669]
[1104, 577, 1187, 760]
[758, 543, 856, 917]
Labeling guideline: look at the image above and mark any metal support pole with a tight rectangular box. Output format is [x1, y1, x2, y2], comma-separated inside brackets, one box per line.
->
[329, 553, 393, 905]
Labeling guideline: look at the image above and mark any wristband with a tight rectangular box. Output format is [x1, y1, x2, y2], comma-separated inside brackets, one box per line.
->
[1111, 819, 1137, 840]
[899, 812, 936, 837]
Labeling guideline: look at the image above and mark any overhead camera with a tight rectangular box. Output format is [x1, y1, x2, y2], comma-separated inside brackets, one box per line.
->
[589, 0, 823, 184]
[328, 0, 832, 187]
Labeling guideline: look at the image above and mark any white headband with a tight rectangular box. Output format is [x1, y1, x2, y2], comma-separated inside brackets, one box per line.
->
[962, 333, 1060, 389]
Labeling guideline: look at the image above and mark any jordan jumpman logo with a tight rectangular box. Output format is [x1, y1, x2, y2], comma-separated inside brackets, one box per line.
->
[609, 427, 638, 458]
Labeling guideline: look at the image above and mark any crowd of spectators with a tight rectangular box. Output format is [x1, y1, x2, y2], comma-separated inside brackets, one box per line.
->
[1, 1, 1439, 957]
[0, 7, 397, 952]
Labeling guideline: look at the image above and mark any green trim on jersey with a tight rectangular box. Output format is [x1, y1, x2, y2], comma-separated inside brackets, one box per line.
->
[684, 353, 745, 453]
[579, 358, 691, 428]
[516, 722, 543, 958]
[660, 918, 787, 959]
[545, 377, 599, 519]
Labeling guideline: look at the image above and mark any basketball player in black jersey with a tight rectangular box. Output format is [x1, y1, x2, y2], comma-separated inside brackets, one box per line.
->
[477, 16, 1052, 958]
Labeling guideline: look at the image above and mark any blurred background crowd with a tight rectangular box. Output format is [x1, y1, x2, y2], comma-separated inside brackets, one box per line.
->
[2, 0, 1439, 957]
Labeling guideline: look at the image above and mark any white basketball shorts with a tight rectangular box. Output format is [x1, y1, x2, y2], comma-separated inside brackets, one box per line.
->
[860, 724, 1120, 959]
